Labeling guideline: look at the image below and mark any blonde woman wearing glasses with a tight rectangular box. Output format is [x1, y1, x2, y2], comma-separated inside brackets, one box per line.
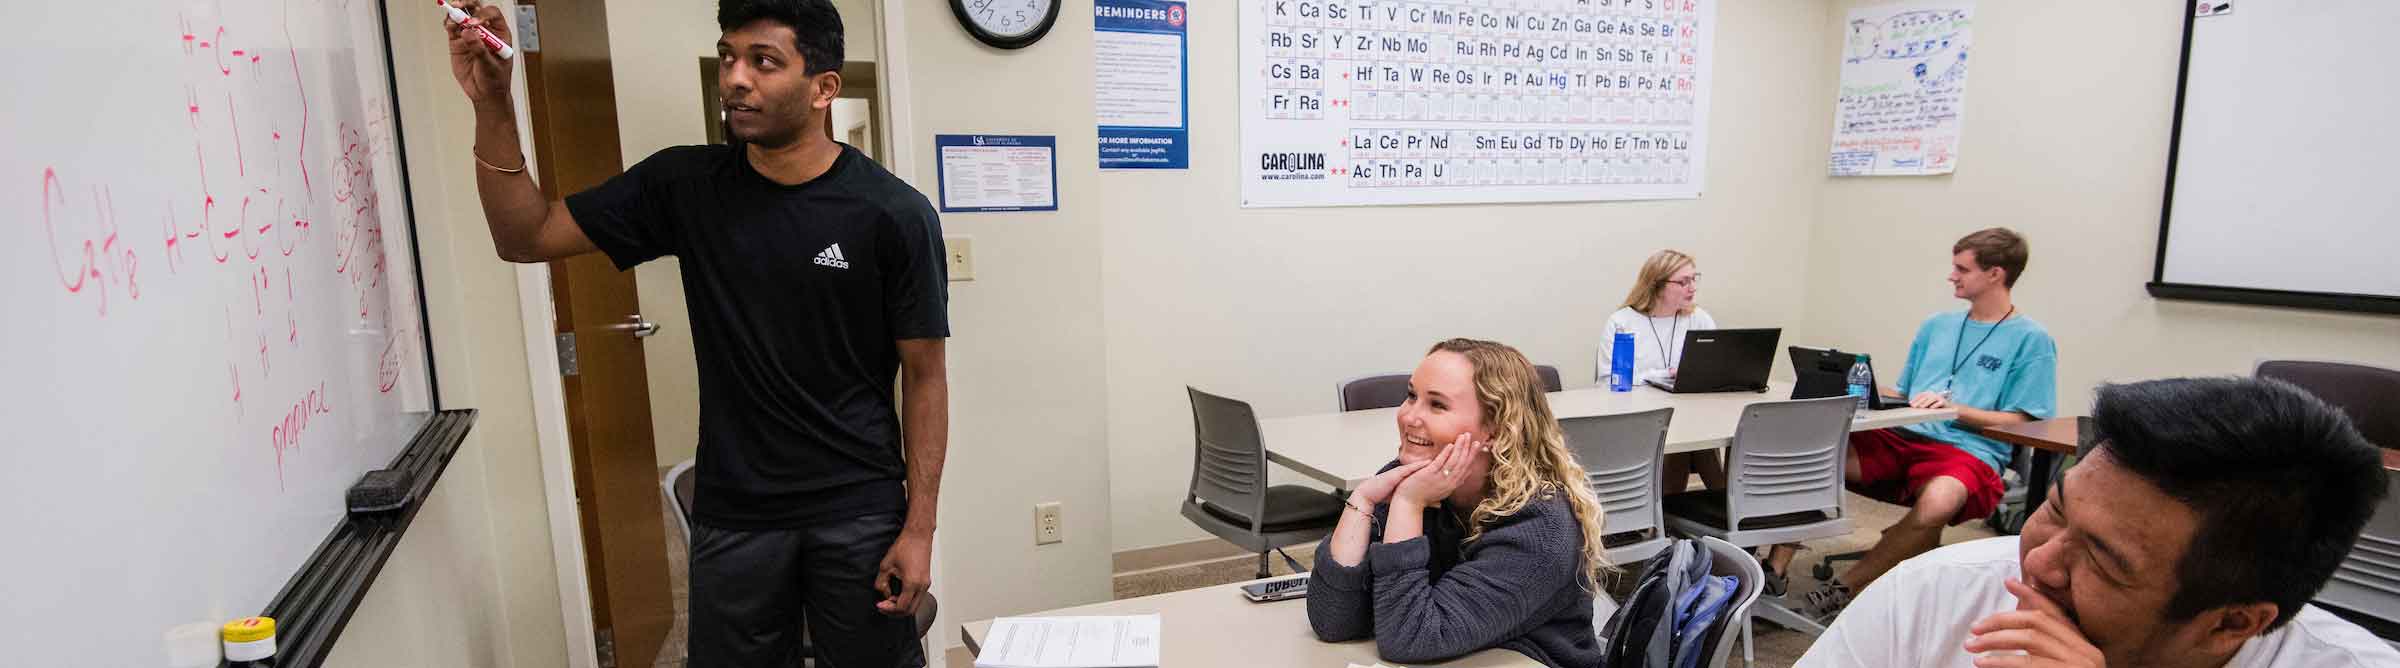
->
[1598, 250, 1724, 494]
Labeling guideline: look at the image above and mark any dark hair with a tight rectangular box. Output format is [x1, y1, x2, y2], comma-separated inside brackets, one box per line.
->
[719, 0, 845, 75]
[1953, 227, 2029, 288]
[2090, 377, 2387, 631]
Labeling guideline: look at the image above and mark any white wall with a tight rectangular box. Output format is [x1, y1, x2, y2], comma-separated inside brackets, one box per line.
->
[835, 0, 881, 59]
[894, 0, 1120, 633]
[1801, 0, 2400, 418]
[833, 98, 876, 160]
[325, 2, 570, 666]
[1103, 0, 1842, 552]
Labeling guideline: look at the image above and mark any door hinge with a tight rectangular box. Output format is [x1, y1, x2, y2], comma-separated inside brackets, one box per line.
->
[595, 627, 616, 668]
[556, 332, 579, 376]
[514, 5, 542, 54]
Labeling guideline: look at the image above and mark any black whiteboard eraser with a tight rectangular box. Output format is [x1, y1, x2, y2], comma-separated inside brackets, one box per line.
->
[346, 468, 414, 513]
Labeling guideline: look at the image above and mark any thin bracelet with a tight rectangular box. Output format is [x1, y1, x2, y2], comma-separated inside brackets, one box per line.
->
[474, 150, 526, 174]
[1344, 500, 1381, 529]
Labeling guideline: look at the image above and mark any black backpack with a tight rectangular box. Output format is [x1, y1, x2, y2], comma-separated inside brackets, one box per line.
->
[1598, 539, 1710, 668]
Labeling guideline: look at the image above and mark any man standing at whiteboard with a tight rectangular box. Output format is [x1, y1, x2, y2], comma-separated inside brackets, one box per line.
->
[444, 1, 946, 666]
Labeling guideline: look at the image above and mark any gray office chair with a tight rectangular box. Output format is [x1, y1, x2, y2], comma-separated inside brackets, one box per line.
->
[1593, 537, 1767, 668]
[2317, 470, 2400, 633]
[1344, 362, 1564, 408]
[1561, 408, 1677, 564]
[1663, 394, 1857, 637]
[1183, 387, 1347, 577]
[2257, 360, 2400, 450]
[1984, 445, 2043, 535]
[662, 460, 939, 664]
[1336, 373, 1412, 411]
[1695, 536, 1769, 668]
[1340, 365, 1562, 412]
[663, 458, 698, 544]
[1534, 365, 1564, 393]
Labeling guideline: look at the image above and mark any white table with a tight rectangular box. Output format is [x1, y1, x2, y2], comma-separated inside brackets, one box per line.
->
[1261, 382, 1957, 490]
[962, 578, 1543, 668]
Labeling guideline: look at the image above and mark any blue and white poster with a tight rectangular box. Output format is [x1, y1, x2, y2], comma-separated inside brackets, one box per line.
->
[1829, 1, 1975, 176]
[1095, 0, 1190, 169]
[936, 134, 1059, 213]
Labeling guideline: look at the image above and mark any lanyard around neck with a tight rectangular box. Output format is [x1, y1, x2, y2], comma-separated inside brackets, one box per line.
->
[1644, 312, 1683, 369]
[1945, 307, 2014, 390]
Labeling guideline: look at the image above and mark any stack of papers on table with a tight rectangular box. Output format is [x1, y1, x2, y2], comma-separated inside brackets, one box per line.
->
[974, 615, 1161, 668]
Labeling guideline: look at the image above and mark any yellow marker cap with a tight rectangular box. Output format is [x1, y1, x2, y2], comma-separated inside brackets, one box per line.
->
[221, 616, 277, 643]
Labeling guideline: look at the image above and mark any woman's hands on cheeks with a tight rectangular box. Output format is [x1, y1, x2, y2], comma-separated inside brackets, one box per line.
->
[1393, 433, 1488, 507]
[1351, 460, 1429, 506]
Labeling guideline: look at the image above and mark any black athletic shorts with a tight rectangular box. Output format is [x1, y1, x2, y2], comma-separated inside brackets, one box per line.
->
[687, 512, 926, 668]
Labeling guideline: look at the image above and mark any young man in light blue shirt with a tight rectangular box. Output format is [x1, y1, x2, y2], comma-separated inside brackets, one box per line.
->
[1803, 228, 2059, 623]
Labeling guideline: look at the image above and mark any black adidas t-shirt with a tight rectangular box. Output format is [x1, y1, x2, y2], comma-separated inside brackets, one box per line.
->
[565, 143, 948, 529]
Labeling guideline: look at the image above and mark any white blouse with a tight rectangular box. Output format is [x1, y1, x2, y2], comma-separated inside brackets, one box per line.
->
[1596, 306, 1718, 385]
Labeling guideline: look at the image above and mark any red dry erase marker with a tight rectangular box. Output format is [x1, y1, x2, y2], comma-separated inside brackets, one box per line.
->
[440, 1, 517, 60]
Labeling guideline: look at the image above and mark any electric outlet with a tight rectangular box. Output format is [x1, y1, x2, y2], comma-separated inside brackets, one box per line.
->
[1034, 502, 1063, 545]
[945, 235, 974, 281]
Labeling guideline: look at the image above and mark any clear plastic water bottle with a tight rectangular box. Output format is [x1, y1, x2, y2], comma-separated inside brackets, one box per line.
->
[1611, 327, 1635, 392]
[1846, 354, 1875, 416]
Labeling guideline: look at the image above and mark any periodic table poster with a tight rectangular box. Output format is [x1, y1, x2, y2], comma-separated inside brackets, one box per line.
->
[1241, 0, 1716, 208]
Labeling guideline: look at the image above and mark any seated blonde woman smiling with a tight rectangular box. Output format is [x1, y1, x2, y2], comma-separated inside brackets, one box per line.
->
[1307, 338, 1609, 668]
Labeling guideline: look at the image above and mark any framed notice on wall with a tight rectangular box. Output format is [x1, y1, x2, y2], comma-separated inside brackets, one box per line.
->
[1238, 0, 1718, 208]
[936, 134, 1060, 213]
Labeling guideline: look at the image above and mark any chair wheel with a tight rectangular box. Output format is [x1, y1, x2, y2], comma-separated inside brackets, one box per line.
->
[1986, 507, 2027, 535]
[1813, 562, 1835, 581]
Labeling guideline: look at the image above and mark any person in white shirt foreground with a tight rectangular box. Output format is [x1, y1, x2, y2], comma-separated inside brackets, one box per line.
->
[1798, 377, 2398, 668]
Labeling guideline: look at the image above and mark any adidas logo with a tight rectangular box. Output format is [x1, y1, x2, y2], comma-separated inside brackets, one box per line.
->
[813, 243, 850, 269]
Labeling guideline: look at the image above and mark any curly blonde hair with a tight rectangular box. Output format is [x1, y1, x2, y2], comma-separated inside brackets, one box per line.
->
[1426, 338, 1611, 588]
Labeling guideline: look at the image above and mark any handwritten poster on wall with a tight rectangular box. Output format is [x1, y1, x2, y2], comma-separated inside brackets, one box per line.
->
[1829, 1, 1974, 176]
[1239, 0, 1718, 208]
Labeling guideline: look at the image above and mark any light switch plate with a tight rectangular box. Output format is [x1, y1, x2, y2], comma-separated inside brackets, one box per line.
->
[945, 235, 974, 282]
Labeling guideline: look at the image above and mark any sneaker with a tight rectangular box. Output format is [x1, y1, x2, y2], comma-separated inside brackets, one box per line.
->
[1753, 552, 1787, 597]
[1802, 582, 1854, 623]
[1754, 546, 1802, 597]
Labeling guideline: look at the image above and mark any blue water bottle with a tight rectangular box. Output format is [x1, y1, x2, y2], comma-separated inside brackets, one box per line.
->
[1610, 327, 1635, 392]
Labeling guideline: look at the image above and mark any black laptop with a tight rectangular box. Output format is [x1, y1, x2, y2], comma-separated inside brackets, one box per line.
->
[1789, 346, 1912, 410]
[1645, 328, 1780, 393]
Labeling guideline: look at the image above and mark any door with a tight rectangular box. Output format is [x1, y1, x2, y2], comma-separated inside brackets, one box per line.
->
[519, 1, 673, 666]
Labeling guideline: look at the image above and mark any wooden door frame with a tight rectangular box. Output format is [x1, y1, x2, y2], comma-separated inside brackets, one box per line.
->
[513, 0, 935, 665]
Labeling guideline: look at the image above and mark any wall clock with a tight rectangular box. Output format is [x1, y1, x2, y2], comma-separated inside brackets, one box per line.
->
[949, 0, 1061, 50]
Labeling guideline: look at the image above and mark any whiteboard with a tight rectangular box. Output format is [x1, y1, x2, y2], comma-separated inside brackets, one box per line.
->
[0, 0, 437, 663]
[2158, 0, 2400, 301]
[1239, 0, 1717, 208]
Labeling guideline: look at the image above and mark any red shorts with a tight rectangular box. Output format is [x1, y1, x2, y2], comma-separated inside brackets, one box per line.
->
[1846, 428, 2005, 526]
